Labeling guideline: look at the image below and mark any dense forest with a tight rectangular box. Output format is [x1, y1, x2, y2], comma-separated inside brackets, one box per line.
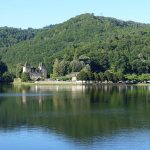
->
[0, 27, 38, 49]
[0, 13, 150, 78]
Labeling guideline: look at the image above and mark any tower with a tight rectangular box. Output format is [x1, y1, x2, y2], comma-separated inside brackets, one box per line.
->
[38, 62, 47, 78]
[23, 62, 31, 73]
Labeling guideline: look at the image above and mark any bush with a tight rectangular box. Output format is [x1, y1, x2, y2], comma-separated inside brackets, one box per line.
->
[52, 76, 71, 81]
[77, 70, 89, 81]
[2, 72, 14, 83]
[0, 61, 8, 75]
[21, 72, 30, 82]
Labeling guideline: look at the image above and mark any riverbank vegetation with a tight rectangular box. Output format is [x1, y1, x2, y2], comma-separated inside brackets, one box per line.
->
[14, 55, 150, 84]
[50, 55, 150, 83]
[0, 60, 14, 83]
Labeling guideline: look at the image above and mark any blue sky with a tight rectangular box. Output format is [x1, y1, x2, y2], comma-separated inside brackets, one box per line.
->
[0, 0, 150, 28]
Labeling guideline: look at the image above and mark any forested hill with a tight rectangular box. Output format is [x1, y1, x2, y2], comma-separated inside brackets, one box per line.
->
[0, 27, 38, 48]
[0, 13, 150, 74]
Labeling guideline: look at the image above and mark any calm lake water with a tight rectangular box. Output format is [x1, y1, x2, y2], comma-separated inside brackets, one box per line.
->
[0, 84, 150, 150]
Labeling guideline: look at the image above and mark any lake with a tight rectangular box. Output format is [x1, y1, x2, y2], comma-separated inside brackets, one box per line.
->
[0, 84, 150, 150]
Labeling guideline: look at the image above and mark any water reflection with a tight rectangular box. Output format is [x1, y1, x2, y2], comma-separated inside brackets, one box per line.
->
[0, 85, 150, 142]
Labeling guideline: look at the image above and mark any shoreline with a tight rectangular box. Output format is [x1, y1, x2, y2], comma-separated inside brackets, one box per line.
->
[12, 81, 150, 86]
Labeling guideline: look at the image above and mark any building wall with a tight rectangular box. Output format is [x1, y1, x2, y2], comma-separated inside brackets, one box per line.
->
[23, 63, 47, 80]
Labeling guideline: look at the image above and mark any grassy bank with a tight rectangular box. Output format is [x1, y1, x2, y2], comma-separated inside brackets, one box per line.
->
[136, 83, 150, 86]
[13, 81, 83, 85]
[13, 80, 150, 86]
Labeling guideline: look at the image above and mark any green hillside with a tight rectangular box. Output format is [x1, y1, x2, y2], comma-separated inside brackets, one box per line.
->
[0, 13, 150, 74]
[0, 27, 38, 48]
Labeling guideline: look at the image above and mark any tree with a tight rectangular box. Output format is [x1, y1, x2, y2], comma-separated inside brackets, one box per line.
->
[77, 70, 88, 82]
[21, 72, 30, 82]
[116, 55, 131, 74]
[82, 64, 91, 72]
[0, 60, 8, 76]
[79, 55, 90, 64]
[94, 73, 100, 82]
[16, 63, 22, 78]
[80, 64, 93, 82]
[138, 74, 150, 82]
[70, 60, 84, 72]
[90, 54, 110, 72]
[112, 74, 118, 83]
[115, 71, 124, 81]
[131, 59, 149, 74]
[0, 61, 14, 83]
[2, 72, 14, 83]
[52, 59, 60, 77]
[99, 72, 105, 82]
[104, 70, 113, 82]
[59, 60, 69, 76]
[125, 74, 138, 81]
[87, 71, 94, 81]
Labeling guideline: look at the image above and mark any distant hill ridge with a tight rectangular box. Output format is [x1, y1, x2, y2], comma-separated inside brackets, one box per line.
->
[0, 13, 149, 74]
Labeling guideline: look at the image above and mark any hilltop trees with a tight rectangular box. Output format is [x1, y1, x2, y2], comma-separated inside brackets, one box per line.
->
[0, 27, 37, 49]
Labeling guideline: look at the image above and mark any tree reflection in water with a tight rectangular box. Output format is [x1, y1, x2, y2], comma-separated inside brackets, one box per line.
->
[0, 85, 149, 141]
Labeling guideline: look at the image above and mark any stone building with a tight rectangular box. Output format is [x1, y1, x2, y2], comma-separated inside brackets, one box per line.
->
[66, 72, 79, 81]
[23, 62, 47, 80]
